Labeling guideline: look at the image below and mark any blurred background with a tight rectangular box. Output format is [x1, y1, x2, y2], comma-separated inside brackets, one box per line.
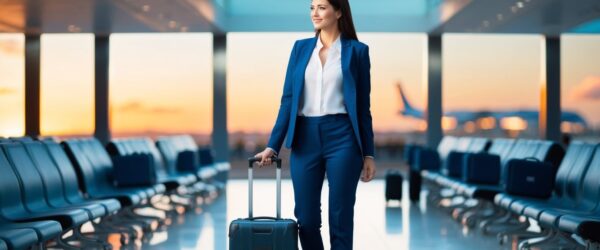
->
[1, 0, 599, 177]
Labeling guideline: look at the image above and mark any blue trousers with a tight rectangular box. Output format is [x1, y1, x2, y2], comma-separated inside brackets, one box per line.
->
[290, 114, 364, 250]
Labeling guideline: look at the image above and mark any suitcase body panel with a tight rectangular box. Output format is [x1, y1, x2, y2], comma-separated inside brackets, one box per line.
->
[385, 170, 403, 201]
[505, 158, 555, 198]
[229, 218, 298, 250]
[463, 152, 501, 184]
[409, 169, 421, 201]
[176, 150, 199, 172]
[112, 153, 157, 187]
[444, 151, 468, 178]
[228, 157, 299, 250]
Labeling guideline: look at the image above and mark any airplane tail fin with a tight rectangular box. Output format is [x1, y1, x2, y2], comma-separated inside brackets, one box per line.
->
[396, 81, 424, 119]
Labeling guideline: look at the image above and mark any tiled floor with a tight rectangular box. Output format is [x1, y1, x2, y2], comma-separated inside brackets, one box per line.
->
[137, 179, 515, 250]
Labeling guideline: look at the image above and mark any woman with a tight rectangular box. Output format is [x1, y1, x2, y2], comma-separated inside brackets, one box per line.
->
[254, 0, 376, 249]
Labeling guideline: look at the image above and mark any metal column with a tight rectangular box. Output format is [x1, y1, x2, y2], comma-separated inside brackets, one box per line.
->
[25, 35, 41, 137]
[541, 37, 561, 142]
[427, 36, 443, 148]
[94, 35, 111, 144]
[212, 33, 229, 162]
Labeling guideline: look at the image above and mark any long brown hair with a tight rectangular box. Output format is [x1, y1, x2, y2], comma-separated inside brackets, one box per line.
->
[314, 0, 359, 40]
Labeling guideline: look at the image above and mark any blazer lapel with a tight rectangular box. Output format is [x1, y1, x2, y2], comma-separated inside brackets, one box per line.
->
[341, 37, 353, 77]
[294, 37, 318, 103]
[341, 37, 355, 106]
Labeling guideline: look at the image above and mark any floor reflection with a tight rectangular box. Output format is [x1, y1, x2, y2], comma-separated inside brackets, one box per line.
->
[138, 179, 513, 250]
[385, 206, 402, 234]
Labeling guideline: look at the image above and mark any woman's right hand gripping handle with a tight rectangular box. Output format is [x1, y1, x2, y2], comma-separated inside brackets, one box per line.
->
[254, 148, 277, 167]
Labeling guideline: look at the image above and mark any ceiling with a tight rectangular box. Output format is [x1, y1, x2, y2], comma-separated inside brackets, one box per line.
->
[0, 0, 598, 35]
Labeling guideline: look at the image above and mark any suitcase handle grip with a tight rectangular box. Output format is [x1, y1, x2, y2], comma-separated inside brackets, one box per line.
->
[247, 156, 282, 220]
[523, 157, 540, 162]
[248, 216, 278, 221]
[248, 156, 282, 168]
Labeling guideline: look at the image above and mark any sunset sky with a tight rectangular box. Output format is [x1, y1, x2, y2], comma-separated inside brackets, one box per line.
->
[0, 32, 598, 137]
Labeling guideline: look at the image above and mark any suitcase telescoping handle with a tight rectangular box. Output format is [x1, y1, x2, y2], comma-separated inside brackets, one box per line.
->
[248, 156, 282, 220]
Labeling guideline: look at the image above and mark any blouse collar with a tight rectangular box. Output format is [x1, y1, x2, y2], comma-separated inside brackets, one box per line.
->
[316, 34, 342, 53]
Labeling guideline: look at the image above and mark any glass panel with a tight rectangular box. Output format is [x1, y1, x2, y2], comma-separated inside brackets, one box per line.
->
[0, 34, 24, 137]
[110, 33, 213, 144]
[227, 32, 312, 159]
[562, 34, 600, 142]
[443, 34, 543, 139]
[359, 33, 427, 158]
[40, 34, 94, 137]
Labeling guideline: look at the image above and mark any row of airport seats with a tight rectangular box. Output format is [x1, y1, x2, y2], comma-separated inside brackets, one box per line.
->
[154, 135, 230, 188]
[0, 135, 229, 250]
[404, 136, 600, 249]
[492, 141, 600, 249]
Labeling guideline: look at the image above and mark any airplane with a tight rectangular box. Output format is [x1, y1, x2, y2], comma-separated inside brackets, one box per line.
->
[396, 82, 588, 134]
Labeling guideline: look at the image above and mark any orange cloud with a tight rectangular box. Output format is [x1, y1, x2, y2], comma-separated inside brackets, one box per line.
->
[118, 101, 182, 114]
[0, 87, 16, 95]
[570, 76, 600, 101]
[0, 40, 23, 56]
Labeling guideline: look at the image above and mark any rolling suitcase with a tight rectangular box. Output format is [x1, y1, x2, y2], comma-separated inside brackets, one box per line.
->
[385, 169, 403, 202]
[408, 169, 421, 202]
[228, 157, 298, 250]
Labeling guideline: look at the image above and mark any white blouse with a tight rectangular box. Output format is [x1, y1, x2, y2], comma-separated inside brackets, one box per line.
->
[299, 35, 347, 117]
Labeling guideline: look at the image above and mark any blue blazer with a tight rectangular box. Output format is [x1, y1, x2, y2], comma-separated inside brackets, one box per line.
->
[267, 36, 375, 158]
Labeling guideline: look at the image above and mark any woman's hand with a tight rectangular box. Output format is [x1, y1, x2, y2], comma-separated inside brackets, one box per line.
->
[254, 148, 276, 167]
[360, 157, 376, 182]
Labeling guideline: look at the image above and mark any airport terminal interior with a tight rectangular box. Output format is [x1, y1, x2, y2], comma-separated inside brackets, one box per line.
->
[1, 0, 600, 249]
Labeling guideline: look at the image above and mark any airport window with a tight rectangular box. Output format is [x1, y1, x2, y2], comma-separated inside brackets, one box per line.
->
[109, 33, 213, 144]
[40, 34, 95, 137]
[227, 32, 427, 160]
[227, 32, 312, 158]
[443, 34, 544, 139]
[359, 33, 428, 158]
[0, 34, 25, 137]
[562, 34, 600, 142]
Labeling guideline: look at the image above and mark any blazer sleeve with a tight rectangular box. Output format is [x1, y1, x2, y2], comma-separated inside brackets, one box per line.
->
[267, 41, 299, 154]
[357, 45, 375, 157]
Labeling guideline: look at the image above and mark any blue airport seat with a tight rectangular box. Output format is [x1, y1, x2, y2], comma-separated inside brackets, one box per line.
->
[156, 136, 218, 182]
[155, 138, 215, 194]
[21, 141, 108, 219]
[555, 145, 600, 242]
[454, 139, 563, 201]
[175, 135, 229, 181]
[411, 137, 492, 202]
[507, 143, 595, 219]
[490, 143, 600, 246]
[419, 136, 460, 180]
[85, 139, 166, 196]
[0, 142, 94, 229]
[62, 139, 145, 206]
[534, 144, 600, 227]
[411, 136, 459, 201]
[434, 137, 491, 185]
[137, 138, 198, 186]
[42, 140, 122, 214]
[420, 137, 490, 191]
[0, 145, 70, 242]
[0, 219, 61, 244]
[106, 138, 198, 191]
[493, 141, 582, 209]
[421, 137, 511, 193]
[0, 228, 38, 250]
[82, 139, 159, 197]
[179, 135, 229, 170]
